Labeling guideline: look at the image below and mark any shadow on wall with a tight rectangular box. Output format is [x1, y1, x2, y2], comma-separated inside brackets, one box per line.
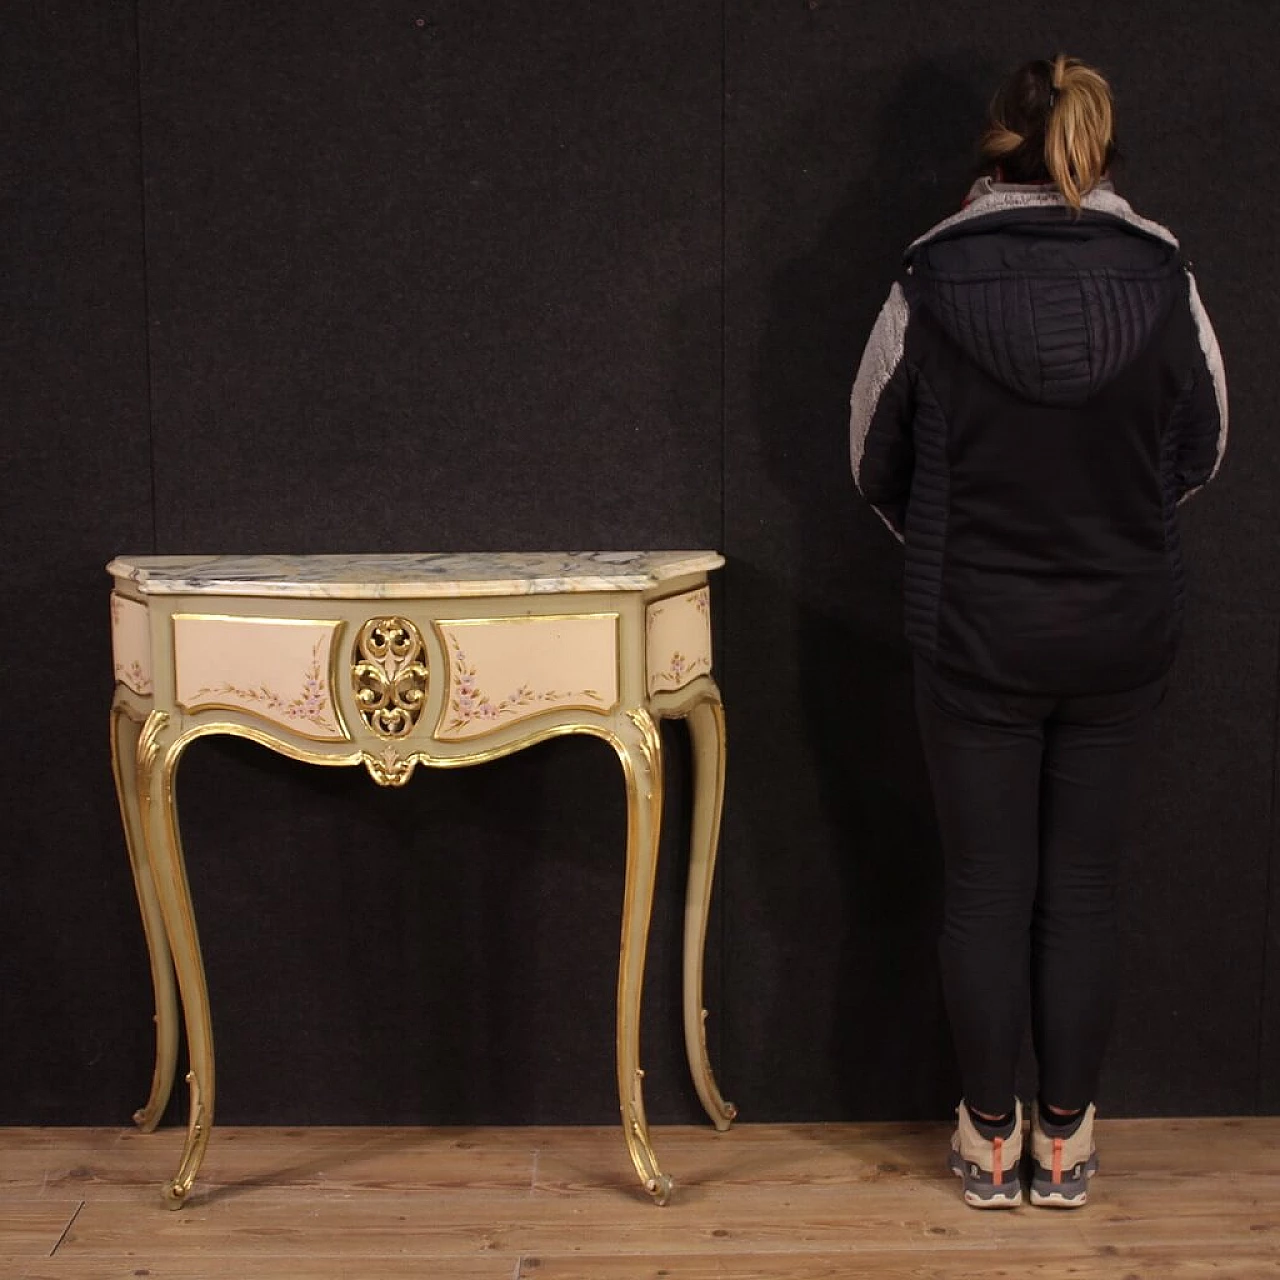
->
[752, 56, 997, 1117]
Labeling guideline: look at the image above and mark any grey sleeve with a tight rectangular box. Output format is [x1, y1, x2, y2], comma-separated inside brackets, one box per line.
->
[850, 283, 914, 540]
[1175, 273, 1229, 504]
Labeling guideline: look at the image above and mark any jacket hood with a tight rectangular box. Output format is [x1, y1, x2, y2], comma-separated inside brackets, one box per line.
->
[904, 181, 1186, 406]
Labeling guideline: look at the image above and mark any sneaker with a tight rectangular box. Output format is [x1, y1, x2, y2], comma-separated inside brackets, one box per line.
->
[948, 1099, 1023, 1208]
[1029, 1102, 1099, 1208]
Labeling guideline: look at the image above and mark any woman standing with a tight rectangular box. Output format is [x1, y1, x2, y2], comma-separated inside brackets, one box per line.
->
[849, 56, 1227, 1209]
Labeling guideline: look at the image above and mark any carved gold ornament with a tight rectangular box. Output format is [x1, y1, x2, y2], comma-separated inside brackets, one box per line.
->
[352, 617, 429, 738]
[163, 1068, 210, 1207]
[626, 708, 661, 776]
[135, 710, 170, 801]
[363, 744, 418, 787]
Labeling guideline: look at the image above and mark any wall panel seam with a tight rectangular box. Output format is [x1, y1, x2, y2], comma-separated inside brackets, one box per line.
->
[1257, 615, 1280, 1110]
[717, 0, 729, 1089]
[132, 0, 157, 553]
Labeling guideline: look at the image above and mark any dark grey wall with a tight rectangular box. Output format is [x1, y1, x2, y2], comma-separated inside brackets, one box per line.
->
[2, 0, 1276, 1127]
[2, 3, 156, 1121]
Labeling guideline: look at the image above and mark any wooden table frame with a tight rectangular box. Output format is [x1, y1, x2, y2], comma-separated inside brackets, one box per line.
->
[108, 552, 735, 1207]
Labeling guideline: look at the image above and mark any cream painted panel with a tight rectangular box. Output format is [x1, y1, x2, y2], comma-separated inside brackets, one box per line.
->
[646, 586, 713, 695]
[435, 615, 618, 741]
[111, 593, 153, 695]
[174, 615, 347, 741]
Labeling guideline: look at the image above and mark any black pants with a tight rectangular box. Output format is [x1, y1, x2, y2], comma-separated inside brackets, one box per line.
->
[913, 659, 1166, 1116]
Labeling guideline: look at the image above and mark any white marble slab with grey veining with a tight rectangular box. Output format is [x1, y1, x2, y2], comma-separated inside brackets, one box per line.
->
[107, 551, 724, 598]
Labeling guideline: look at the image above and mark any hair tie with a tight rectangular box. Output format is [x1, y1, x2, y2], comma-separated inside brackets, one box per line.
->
[1044, 58, 1059, 110]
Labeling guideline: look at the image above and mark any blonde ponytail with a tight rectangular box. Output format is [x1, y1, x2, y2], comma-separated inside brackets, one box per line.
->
[1044, 56, 1115, 209]
[981, 56, 1117, 209]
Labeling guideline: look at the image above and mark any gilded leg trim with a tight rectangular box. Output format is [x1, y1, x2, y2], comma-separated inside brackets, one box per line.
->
[111, 702, 179, 1131]
[162, 1069, 211, 1209]
[625, 1067, 672, 1206]
[140, 727, 217, 1208]
[683, 694, 736, 1130]
[614, 710, 673, 1204]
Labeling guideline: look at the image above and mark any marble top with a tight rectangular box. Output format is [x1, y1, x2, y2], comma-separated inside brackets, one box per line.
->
[107, 551, 724, 599]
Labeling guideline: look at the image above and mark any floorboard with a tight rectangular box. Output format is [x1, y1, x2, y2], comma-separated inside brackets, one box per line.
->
[2, 1120, 1276, 1279]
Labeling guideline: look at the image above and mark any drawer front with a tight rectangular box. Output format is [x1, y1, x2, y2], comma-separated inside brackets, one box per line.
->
[111, 593, 153, 696]
[434, 614, 619, 741]
[646, 586, 712, 695]
[173, 614, 349, 741]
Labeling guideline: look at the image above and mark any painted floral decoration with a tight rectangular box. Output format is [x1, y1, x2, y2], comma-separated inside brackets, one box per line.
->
[114, 659, 153, 695]
[444, 637, 602, 732]
[646, 586, 712, 691]
[194, 638, 335, 731]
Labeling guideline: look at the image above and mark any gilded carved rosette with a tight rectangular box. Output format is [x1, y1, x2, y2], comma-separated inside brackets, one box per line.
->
[352, 617, 429, 738]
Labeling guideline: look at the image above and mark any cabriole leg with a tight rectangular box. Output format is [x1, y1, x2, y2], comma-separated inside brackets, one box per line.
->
[137, 713, 215, 1208]
[110, 699, 179, 1131]
[613, 709, 672, 1204]
[683, 690, 736, 1131]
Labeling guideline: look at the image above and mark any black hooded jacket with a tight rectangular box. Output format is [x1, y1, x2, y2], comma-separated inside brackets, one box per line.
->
[850, 182, 1227, 695]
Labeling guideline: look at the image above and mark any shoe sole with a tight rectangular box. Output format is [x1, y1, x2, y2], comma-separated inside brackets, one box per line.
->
[949, 1152, 1022, 1209]
[1029, 1153, 1099, 1209]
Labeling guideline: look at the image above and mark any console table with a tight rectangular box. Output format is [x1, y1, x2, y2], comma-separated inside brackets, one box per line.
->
[107, 551, 735, 1207]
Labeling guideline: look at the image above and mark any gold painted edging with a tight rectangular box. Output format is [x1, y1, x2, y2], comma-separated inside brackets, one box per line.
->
[167, 721, 365, 771]
[161, 711, 642, 778]
[355, 714, 629, 781]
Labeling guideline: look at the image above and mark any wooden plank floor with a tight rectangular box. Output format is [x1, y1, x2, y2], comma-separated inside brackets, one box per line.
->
[2, 1120, 1278, 1278]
